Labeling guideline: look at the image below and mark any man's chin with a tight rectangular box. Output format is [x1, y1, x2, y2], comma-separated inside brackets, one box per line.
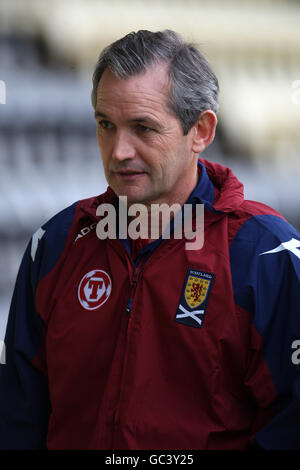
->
[115, 190, 153, 207]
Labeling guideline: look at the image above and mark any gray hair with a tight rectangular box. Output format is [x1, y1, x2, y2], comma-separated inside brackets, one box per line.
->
[91, 29, 219, 135]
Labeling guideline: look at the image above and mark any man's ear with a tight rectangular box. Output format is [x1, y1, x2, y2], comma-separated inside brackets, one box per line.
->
[190, 110, 217, 154]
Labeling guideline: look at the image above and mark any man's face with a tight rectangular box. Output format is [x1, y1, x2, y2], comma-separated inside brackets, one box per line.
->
[95, 63, 198, 207]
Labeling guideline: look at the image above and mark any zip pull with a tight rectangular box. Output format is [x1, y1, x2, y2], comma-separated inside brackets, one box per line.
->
[125, 267, 141, 315]
[125, 298, 133, 315]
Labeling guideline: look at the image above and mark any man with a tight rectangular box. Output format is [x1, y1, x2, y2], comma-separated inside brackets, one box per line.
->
[0, 30, 300, 450]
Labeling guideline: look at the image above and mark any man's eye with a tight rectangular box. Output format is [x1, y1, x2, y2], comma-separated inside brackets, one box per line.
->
[99, 120, 113, 129]
[138, 125, 153, 133]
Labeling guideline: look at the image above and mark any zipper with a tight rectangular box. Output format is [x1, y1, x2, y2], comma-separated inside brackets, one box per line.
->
[124, 235, 172, 316]
[125, 264, 143, 315]
[112, 259, 145, 437]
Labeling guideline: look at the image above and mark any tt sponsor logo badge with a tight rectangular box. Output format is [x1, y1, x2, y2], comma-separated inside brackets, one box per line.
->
[175, 269, 215, 328]
[78, 269, 112, 310]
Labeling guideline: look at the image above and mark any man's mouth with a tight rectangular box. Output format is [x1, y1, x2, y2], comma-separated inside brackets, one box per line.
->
[115, 170, 146, 178]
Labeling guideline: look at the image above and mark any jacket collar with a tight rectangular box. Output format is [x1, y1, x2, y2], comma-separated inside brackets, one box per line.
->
[199, 158, 244, 213]
[187, 160, 215, 208]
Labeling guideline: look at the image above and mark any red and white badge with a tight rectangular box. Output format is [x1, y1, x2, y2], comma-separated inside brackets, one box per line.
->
[78, 269, 112, 310]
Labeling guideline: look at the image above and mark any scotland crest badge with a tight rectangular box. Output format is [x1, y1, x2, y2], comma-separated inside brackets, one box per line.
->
[175, 269, 215, 328]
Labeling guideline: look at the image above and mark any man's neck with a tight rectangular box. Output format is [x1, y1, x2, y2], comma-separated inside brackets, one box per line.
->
[127, 167, 200, 241]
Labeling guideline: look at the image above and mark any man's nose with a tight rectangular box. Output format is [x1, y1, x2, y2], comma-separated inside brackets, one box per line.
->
[112, 130, 136, 161]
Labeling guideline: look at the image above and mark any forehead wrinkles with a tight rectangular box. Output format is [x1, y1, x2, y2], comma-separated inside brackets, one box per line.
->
[98, 90, 168, 118]
[97, 83, 168, 106]
[96, 66, 171, 116]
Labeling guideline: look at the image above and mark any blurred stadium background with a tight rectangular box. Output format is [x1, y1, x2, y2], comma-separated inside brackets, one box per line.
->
[0, 0, 300, 339]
